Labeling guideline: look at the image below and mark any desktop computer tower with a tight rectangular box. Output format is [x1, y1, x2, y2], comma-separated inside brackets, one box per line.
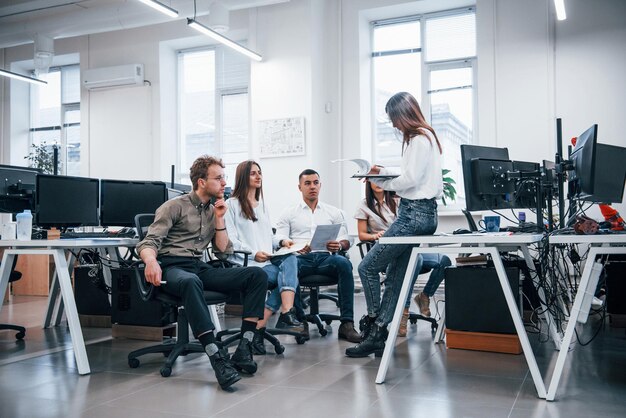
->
[605, 255, 626, 316]
[111, 268, 176, 327]
[445, 266, 521, 334]
[74, 266, 112, 316]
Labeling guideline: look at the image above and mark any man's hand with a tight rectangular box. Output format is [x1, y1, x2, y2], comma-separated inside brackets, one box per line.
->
[298, 244, 311, 255]
[144, 259, 163, 287]
[255, 251, 272, 263]
[326, 240, 342, 253]
[213, 198, 227, 218]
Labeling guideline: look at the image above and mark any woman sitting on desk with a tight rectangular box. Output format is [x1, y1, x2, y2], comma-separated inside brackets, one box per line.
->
[225, 160, 304, 355]
[354, 180, 450, 338]
[346, 92, 442, 358]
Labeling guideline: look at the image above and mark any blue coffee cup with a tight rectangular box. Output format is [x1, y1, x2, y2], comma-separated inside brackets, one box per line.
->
[479, 216, 501, 232]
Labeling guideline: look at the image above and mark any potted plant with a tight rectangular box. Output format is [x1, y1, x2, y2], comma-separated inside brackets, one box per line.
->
[25, 142, 59, 174]
[441, 169, 457, 205]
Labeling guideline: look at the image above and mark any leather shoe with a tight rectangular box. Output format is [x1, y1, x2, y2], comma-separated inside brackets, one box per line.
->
[251, 328, 266, 355]
[276, 307, 305, 333]
[358, 314, 376, 340]
[345, 323, 387, 358]
[230, 336, 258, 374]
[208, 346, 241, 389]
[338, 321, 361, 343]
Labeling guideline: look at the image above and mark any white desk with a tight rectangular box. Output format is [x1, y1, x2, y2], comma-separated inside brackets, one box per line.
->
[0, 238, 137, 375]
[375, 233, 550, 399]
[546, 233, 626, 401]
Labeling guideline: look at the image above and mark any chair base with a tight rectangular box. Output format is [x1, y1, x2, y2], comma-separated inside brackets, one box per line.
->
[217, 326, 306, 354]
[128, 339, 203, 377]
[304, 313, 340, 337]
[408, 312, 438, 332]
[0, 324, 26, 340]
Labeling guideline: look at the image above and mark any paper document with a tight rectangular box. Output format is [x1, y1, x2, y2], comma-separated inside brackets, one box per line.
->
[309, 224, 342, 251]
[270, 242, 307, 257]
[331, 158, 399, 179]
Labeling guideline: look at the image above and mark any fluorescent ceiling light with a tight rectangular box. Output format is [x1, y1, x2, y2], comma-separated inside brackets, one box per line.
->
[0, 69, 47, 85]
[137, 0, 179, 18]
[554, 0, 566, 20]
[187, 18, 262, 62]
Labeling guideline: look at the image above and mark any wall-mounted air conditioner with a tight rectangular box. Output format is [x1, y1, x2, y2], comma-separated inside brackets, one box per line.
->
[82, 64, 144, 90]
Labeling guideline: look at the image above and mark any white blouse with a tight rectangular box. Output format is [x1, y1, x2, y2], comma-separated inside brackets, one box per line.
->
[353, 198, 396, 234]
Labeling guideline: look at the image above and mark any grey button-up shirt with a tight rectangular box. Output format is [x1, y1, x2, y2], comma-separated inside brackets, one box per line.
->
[136, 192, 233, 258]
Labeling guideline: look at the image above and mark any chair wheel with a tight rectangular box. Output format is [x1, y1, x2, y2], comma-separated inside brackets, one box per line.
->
[274, 344, 285, 354]
[15, 331, 25, 340]
[324, 319, 333, 325]
[319, 328, 328, 337]
[431, 324, 438, 332]
[160, 367, 172, 377]
[295, 336, 306, 345]
[409, 318, 418, 325]
[128, 358, 140, 368]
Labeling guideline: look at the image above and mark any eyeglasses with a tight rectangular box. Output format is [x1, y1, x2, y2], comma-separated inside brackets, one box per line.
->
[206, 175, 228, 182]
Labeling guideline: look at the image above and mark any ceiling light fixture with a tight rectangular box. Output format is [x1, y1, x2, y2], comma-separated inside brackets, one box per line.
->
[187, 18, 262, 62]
[0, 69, 47, 85]
[137, 0, 179, 18]
[554, 0, 566, 20]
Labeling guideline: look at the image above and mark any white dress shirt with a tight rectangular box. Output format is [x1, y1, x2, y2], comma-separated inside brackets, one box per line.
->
[372, 130, 443, 200]
[224, 197, 279, 267]
[275, 200, 350, 251]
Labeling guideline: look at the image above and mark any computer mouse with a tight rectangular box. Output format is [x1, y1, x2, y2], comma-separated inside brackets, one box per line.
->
[452, 228, 472, 235]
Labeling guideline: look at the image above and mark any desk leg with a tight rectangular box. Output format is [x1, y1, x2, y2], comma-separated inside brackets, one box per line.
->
[45, 266, 60, 328]
[52, 251, 76, 327]
[520, 246, 562, 350]
[490, 248, 546, 399]
[0, 253, 16, 315]
[434, 308, 445, 343]
[51, 249, 90, 375]
[375, 247, 421, 384]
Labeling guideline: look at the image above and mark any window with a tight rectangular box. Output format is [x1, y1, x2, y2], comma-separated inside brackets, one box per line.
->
[29, 65, 81, 175]
[372, 9, 476, 209]
[177, 47, 250, 184]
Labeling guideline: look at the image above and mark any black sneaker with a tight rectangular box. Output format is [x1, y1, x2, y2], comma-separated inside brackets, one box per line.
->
[208, 346, 241, 389]
[251, 328, 267, 355]
[275, 307, 305, 333]
[231, 336, 258, 374]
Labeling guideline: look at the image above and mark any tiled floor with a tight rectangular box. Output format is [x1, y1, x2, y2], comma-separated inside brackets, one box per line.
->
[1, 294, 625, 418]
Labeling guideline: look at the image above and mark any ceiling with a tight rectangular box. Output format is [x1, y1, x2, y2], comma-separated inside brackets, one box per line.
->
[0, 0, 289, 49]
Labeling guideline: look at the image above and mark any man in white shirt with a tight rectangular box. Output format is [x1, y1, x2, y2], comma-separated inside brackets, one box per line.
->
[275, 169, 360, 343]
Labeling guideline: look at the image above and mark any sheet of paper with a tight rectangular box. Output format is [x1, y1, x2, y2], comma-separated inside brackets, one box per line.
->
[270, 241, 307, 257]
[331, 158, 371, 175]
[351, 174, 399, 179]
[309, 224, 342, 251]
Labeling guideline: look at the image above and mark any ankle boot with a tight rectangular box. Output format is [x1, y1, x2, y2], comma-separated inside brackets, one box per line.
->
[251, 328, 266, 355]
[398, 308, 409, 337]
[345, 323, 388, 358]
[358, 314, 377, 340]
[231, 332, 258, 374]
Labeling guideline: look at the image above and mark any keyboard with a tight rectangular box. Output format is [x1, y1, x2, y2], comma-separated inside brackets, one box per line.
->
[60, 231, 118, 239]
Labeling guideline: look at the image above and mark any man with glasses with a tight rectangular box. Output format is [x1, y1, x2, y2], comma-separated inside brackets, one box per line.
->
[137, 155, 268, 390]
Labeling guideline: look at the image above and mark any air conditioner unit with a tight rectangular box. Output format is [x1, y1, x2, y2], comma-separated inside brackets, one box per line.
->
[82, 64, 144, 90]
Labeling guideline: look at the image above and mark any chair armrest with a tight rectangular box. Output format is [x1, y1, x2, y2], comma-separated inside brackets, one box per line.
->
[129, 261, 156, 302]
[356, 241, 376, 259]
[213, 250, 252, 267]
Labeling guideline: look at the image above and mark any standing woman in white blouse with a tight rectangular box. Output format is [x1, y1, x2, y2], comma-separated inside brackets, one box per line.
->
[346, 92, 442, 358]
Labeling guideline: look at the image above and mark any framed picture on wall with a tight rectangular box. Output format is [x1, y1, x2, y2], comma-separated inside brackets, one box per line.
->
[258, 117, 305, 158]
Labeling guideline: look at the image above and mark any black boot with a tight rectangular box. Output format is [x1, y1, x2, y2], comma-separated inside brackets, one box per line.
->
[358, 314, 377, 340]
[276, 307, 305, 333]
[207, 344, 241, 389]
[230, 332, 258, 374]
[251, 328, 267, 355]
[345, 323, 388, 358]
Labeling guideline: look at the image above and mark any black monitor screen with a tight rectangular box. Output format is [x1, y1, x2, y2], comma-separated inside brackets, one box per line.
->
[461, 145, 512, 211]
[0, 165, 40, 213]
[100, 180, 167, 227]
[510, 160, 541, 209]
[581, 143, 626, 204]
[570, 124, 598, 198]
[36, 175, 99, 228]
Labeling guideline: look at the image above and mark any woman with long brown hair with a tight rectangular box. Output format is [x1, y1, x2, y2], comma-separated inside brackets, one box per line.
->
[346, 92, 442, 358]
[225, 160, 303, 355]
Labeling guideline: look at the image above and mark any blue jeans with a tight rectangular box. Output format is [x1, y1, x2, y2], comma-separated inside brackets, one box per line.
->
[296, 252, 354, 322]
[404, 253, 452, 308]
[263, 254, 299, 313]
[358, 198, 438, 327]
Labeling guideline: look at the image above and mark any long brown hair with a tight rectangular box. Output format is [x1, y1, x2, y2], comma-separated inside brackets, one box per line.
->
[231, 160, 263, 221]
[365, 181, 397, 223]
[385, 92, 442, 154]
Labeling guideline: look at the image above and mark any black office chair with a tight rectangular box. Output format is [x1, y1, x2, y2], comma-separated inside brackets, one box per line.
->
[127, 213, 231, 377]
[296, 251, 351, 337]
[356, 240, 438, 332]
[0, 257, 26, 340]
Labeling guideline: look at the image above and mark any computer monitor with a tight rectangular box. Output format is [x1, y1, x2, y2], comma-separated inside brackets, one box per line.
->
[569, 124, 626, 204]
[0, 165, 40, 213]
[36, 175, 100, 229]
[510, 160, 541, 209]
[460, 145, 513, 211]
[100, 180, 167, 227]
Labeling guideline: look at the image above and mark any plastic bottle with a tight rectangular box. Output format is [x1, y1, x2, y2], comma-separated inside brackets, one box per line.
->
[16, 209, 33, 241]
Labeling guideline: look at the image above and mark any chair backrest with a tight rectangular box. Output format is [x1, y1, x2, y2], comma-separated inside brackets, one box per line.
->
[135, 213, 155, 240]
